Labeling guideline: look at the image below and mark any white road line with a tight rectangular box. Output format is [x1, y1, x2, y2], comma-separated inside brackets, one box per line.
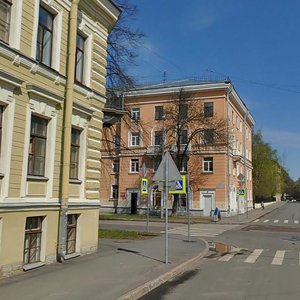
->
[219, 254, 235, 262]
[263, 219, 269, 223]
[294, 220, 299, 224]
[244, 249, 264, 263]
[253, 219, 260, 223]
[284, 220, 288, 224]
[272, 250, 285, 265]
[274, 220, 279, 223]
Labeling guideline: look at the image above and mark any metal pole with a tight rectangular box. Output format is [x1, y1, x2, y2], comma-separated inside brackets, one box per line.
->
[146, 186, 150, 233]
[165, 158, 169, 264]
[187, 175, 191, 242]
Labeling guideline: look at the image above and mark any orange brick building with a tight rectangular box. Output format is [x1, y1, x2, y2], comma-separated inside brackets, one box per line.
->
[100, 80, 255, 216]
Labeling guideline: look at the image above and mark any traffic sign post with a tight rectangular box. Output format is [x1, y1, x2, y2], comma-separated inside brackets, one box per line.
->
[153, 152, 182, 264]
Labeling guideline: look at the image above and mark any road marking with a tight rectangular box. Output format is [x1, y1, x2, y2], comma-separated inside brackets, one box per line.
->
[218, 254, 235, 262]
[253, 219, 260, 223]
[274, 220, 279, 223]
[294, 220, 299, 224]
[272, 250, 285, 265]
[263, 219, 269, 223]
[244, 249, 264, 263]
[284, 220, 288, 224]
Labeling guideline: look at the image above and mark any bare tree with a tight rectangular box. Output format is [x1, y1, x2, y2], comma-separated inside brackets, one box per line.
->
[106, 0, 144, 91]
[162, 89, 228, 214]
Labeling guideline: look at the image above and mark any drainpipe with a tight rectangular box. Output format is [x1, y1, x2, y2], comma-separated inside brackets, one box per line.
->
[243, 109, 249, 217]
[57, 0, 81, 263]
[226, 85, 232, 215]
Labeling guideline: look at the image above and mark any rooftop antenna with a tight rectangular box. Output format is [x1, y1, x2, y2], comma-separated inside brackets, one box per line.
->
[163, 71, 167, 83]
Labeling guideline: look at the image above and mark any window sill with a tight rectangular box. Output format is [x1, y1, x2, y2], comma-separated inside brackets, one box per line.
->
[129, 172, 139, 174]
[65, 253, 80, 260]
[0, 173, 4, 179]
[202, 171, 213, 174]
[109, 198, 118, 201]
[69, 179, 82, 185]
[27, 175, 49, 182]
[23, 262, 45, 271]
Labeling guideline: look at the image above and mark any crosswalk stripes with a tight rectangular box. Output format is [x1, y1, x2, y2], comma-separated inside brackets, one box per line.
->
[252, 219, 299, 224]
[217, 249, 300, 267]
[163, 224, 238, 238]
[244, 249, 264, 264]
[272, 250, 285, 265]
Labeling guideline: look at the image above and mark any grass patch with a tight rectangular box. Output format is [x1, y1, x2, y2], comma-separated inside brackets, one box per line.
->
[99, 213, 211, 223]
[99, 229, 158, 240]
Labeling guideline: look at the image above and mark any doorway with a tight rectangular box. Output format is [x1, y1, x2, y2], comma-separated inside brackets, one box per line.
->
[131, 192, 138, 214]
[203, 193, 215, 216]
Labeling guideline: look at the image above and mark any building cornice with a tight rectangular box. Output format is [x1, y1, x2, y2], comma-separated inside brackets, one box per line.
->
[26, 83, 64, 104]
[0, 70, 24, 88]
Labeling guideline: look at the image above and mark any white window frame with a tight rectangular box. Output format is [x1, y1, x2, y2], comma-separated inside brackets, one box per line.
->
[112, 160, 120, 173]
[203, 157, 213, 173]
[31, 0, 63, 72]
[131, 108, 140, 121]
[130, 132, 140, 147]
[130, 159, 139, 173]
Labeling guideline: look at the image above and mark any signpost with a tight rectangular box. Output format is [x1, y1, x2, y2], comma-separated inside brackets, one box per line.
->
[141, 178, 148, 195]
[153, 152, 181, 264]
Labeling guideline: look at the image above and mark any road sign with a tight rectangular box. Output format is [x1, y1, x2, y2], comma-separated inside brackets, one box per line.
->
[169, 175, 186, 194]
[141, 162, 147, 177]
[238, 188, 246, 197]
[141, 178, 148, 195]
[153, 151, 181, 183]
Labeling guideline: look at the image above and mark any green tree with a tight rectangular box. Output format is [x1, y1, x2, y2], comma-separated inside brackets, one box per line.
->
[252, 131, 285, 201]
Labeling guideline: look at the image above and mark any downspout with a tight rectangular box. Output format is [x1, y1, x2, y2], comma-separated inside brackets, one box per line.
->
[57, 0, 81, 262]
[226, 85, 232, 215]
[243, 109, 249, 217]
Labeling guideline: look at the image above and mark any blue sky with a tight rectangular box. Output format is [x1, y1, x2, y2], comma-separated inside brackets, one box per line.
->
[127, 0, 300, 180]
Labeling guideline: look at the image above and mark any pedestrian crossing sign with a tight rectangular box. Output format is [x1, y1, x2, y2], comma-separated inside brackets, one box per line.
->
[169, 175, 186, 194]
[141, 178, 148, 195]
[238, 188, 246, 197]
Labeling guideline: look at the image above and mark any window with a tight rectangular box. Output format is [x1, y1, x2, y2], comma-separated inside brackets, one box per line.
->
[179, 129, 188, 145]
[131, 108, 140, 121]
[114, 134, 120, 149]
[36, 6, 54, 66]
[155, 106, 164, 120]
[0, 106, 3, 155]
[179, 157, 188, 172]
[28, 116, 47, 176]
[153, 158, 161, 172]
[75, 33, 85, 83]
[178, 194, 187, 208]
[179, 103, 188, 119]
[113, 160, 120, 173]
[154, 131, 164, 146]
[111, 184, 119, 199]
[130, 159, 139, 173]
[66, 214, 77, 255]
[203, 129, 215, 145]
[24, 217, 43, 265]
[70, 128, 80, 179]
[204, 102, 214, 117]
[0, 0, 12, 43]
[131, 132, 140, 146]
[203, 157, 213, 172]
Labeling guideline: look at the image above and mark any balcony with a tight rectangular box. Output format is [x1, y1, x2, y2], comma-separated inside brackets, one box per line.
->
[103, 91, 126, 127]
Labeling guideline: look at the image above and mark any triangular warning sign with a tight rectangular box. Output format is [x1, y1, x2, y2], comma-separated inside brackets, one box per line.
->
[153, 151, 182, 183]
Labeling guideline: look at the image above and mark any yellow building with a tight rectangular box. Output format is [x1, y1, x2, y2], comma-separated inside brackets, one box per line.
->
[0, 0, 119, 278]
[100, 80, 255, 217]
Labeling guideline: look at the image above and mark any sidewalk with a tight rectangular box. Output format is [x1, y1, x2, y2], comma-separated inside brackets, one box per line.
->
[0, 235, 208, 300]
[220, 201, 285, 225]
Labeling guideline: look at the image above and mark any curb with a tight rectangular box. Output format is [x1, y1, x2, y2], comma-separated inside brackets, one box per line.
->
[118, 239, 209, 300]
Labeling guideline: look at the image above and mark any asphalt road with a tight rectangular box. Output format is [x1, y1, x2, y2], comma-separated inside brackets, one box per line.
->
[140, 202, 300, 300]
